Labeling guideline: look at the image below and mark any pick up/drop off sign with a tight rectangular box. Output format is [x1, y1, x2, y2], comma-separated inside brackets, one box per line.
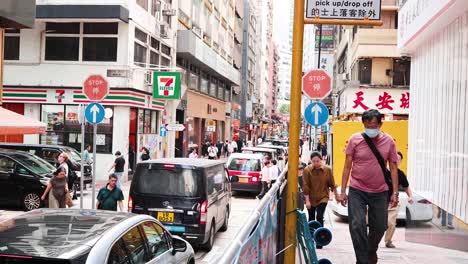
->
[306, 0, 382, 20]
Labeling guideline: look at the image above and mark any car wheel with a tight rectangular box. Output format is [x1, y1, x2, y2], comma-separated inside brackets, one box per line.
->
[23, 192, 41, 211]
[220, 208, 229, 232]
[201, 223, 215, 251]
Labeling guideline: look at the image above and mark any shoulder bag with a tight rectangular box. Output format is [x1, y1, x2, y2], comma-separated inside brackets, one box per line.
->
[361, 133, 393, 199]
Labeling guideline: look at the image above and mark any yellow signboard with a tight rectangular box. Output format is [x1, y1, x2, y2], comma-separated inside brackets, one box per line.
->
[332, 120, 408, 187]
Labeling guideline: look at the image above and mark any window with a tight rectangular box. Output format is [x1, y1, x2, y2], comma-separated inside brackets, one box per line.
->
[108, 239, 130, 264]
[144, 110, 151, 134]
[209, 79, 217, 97]
[138, 109, 159, 135]
[121, 226, 148, 263]
[150, 51, 160, 67]
[358, 59, 372, 84]
[44, 22, 118, 62]
[0, 157, 15, 173]
[161, 56, 170, 67]
[393, 59, 411, 86]
[40, 105, 113, 153]
[161, 44, 171, 56]
[4, 29, 20, 60]
[151, 111, 158, 134]
[137, 0, 149, 10]
[134, 43, 147, 64]
[136, 166, 200, 197]
[152, 0, 162, 18]
[138, 109, 144, 133]
[201, 77, 209, 94]
[135, 28, 148, 43]
[141, 222, 170, 259]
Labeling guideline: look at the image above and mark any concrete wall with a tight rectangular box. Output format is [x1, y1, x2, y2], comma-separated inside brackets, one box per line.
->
[371, 58, 393, 85]
[23, 104, 41, 144]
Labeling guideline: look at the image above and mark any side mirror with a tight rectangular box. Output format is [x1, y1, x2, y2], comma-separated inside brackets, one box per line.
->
[171, 237, 187, 255]
[230, 175, 239, 183]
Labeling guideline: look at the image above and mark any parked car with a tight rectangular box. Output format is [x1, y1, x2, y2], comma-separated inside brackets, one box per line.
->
[329, 187, 433, 224]
[0, 148, 55, 210]
[129, 158, 237, 251]
[0, 143, 92, 185]
[0, 209, 195, 263]
[242, 147, 281, 169]
[227, 153, 264, 194]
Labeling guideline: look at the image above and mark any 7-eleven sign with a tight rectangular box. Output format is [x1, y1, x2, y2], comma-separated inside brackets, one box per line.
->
[153, 72, 181, 100]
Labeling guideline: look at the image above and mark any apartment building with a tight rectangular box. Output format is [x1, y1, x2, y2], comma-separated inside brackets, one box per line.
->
[2, 0, 178, 180]
[266, 42, 279, 119]
[333, 0, 409, 120]
[176, 0, 240, 151]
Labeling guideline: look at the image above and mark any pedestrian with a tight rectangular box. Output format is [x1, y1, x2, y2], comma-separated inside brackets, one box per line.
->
[224, 140, 230, 157]
[270, 160, 280, 184]
[303, 152, 336, 249]
[321, 143, 328, 164]
[56, 152, 69, 177]
[96, 174, 124, 211]
[237, 138, 244, 153]
[109, 151, 125, 189]
[227, 140, 234, 157]
[338, 109, 399, 264]
[41, 167, 69, 208]
[140, 147, 151, 161]
[216, 140, 224, 159]
[63, 152, 79, 200]
[257, 137, 263, 145]
[83, 144, 92, 164]
[189, 148, 198, 159]
[207, 143, 218, 160]
[128, 145, 135, 173]
[298, 163, 305, 189]
[384, 151, 414, 248]
[230, 139, 238, 153]
[257, 158, 272, 199]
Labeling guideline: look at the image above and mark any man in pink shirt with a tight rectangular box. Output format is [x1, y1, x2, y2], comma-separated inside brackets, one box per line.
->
[338, 109, 399, 264]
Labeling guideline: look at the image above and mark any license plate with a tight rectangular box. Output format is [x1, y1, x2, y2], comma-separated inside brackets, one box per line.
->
[239, 177, 249, 183]
[157, 212, 174, 222]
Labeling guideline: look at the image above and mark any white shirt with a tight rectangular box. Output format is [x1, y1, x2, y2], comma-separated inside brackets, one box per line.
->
[231, 141, 238, 150]
[270, 165, 280, 181]
[208, 146, 218, 157]
[261, 166, 270, 182]
[189, 152, 198, 159]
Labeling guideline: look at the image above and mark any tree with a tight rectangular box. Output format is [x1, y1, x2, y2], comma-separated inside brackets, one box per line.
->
[279, 104, 290, 115]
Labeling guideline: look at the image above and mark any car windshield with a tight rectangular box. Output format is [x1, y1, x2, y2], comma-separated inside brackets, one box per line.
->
[136, 166, 200, 197]
[13, 154, 56, 175]
[228, 158, 261, 171]
[67, 149, 82, 162]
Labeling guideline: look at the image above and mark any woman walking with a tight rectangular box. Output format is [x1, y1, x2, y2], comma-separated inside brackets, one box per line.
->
[140, 147, 151, 161]
[57, 152, 69, 177]
[41, 167, 69, 208]
[303, 152, 336, 248]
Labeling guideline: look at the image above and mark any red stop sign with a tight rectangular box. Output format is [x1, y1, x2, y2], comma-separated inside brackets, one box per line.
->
[83, 75, 109, 101]
[302, 70, 331, 99]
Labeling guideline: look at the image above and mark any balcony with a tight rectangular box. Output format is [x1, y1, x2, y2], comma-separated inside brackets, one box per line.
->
[351, 28, 400, 63]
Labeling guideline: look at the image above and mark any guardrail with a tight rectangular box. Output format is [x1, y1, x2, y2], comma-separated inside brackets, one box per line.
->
[218, 167, 289, 263]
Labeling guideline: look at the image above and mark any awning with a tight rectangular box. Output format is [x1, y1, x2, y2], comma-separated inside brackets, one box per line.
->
[0, 107, 46, 135]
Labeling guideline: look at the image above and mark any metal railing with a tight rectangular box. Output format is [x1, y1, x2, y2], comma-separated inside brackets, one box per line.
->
[218, 167, 289, 263]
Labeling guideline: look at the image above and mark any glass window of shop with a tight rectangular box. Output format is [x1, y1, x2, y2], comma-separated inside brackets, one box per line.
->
[138, 109, 160, 135]
[40, 105, 113, 153]
[200, 72, 209, 94]
[209, 78, 217, 97]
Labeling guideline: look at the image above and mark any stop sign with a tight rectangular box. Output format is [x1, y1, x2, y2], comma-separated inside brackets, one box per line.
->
[83, 75, 109, 101]
[302, 70, 331, 99]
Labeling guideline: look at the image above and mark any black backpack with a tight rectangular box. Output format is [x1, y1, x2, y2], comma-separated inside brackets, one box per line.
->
[65, 159, 78, 187]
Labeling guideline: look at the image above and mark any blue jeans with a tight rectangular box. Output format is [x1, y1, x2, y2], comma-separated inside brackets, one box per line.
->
[114, 172, 123, 189]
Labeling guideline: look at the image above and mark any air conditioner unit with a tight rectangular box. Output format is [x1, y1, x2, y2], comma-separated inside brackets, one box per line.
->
[160, 24, 169, 38]
[144, 71, 153, 85]
[162, 8, 176, 16]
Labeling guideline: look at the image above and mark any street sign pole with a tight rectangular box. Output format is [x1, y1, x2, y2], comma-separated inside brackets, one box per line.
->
[92, 124, 97, 209]
[80, 105, 85, 209]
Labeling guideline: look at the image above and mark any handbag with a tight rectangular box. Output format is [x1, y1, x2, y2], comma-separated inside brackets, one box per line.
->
[361, 133, 393, 199]
[65, 191, 74, 207]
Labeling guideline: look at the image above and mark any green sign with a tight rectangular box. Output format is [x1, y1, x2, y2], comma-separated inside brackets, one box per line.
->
[153, 72, 181, 100]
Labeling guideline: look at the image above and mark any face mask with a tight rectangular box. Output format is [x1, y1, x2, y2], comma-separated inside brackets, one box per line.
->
[365, 128, 380, 138]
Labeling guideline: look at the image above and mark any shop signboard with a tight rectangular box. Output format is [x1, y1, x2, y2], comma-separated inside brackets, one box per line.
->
[306, 0, 382, 20]
[153, 72, 181, 100]
[341, 88, 410, 114]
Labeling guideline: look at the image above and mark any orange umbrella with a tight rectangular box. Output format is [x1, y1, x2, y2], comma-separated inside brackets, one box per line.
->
[0, 107, 46, 135]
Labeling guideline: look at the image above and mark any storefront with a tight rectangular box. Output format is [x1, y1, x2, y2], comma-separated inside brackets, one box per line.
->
[2, 87, 165, 180]
[186, 90, 226, 153]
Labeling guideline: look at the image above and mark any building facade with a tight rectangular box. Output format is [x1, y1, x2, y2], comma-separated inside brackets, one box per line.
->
[399, 0, 468, 226]
[176, 0, 240, 153]
[333, 0, 409, 120]
[2, 0, 178, 180]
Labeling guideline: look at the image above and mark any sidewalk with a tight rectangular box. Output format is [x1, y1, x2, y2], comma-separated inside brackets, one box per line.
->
[308, 207, 468, 264]
[71, 180, 132, 210]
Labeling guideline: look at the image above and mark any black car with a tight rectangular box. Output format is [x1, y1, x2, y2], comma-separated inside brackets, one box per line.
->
[129, 158, 238, 251]
[0, 143, 92, 185]
[0, 149, 55, 210]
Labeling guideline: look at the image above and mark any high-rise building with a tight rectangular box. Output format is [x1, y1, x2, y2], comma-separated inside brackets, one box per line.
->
[2, 0, 178, 180]
[176, 0, 241, 152]
[274, 0, 293, 101]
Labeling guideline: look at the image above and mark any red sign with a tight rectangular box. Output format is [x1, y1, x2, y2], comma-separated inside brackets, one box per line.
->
[83, 75, 109, 101]
[302, 70, 331, 99]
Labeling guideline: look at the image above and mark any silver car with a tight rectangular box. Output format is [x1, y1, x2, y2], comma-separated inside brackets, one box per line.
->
[0, 209, 195, 263]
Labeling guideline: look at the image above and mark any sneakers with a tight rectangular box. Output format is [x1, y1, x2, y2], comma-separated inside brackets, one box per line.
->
[385, 241, 396, 248]
[447, 224, 455, 230]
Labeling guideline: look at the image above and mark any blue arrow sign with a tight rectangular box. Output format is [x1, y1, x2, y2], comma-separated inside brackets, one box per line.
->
[304, 102, 329, 127]
[159, 126, 167, 137]
[85, 103, 105, 125]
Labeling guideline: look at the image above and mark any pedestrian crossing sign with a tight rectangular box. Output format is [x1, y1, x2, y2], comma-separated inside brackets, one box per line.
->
[153, 72, 181, 100]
